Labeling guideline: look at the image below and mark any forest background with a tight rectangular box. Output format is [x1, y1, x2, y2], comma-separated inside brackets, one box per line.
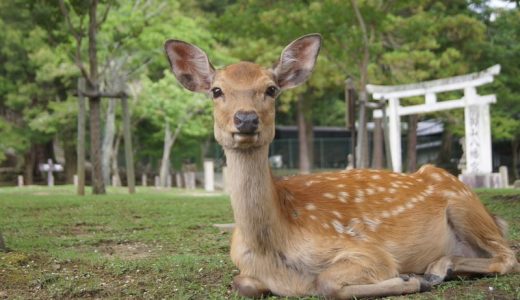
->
[1, 0, 519, 189]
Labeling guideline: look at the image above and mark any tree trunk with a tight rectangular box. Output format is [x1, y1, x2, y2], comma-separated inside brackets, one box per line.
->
[159, 121, 183, 187]
[159, 122, 172, 187]
[111, 133, 122, 186]
[24, 146, 36, 185]
[406, 114, 418, 172]
[63, 141, 77, 184]
[102, 99, 117, 185]
[352, 0, 371, 169]
[305, 102, 314, 169]
[437, 128, 453, 167]
[372, 118, 384, 169]
[0, 231, 6, 252]
[512, 138, 519, 180]
[297, 95, 311, 174]
[88, 0, 105, 194]
[89, 97, 105, 193]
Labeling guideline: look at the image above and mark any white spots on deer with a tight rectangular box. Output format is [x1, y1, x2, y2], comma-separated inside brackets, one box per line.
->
[305, 203, 316, 211]
[332, 219, 344, 234]
[365, 188, 375, 195]
[322, 223, 330, 229]
[377, 186, 386, 193]
[305, 180, 319, 187]
[405, 202, 415, 209]
[383, 197, 393, 203]
[332, 211, 342, 219]
[331, 218, 364, 239]
[371, 174, 382, 180]
[381, 210, 391, 218]
[388, 188, 397, 194]
[391, 181, 405, 188]
[344, 218, 363, 238]
[325, 176, 338, 181]
[323, 192, 335, 200]
[310, 215, 317, 220]
[363, 216, 381, 231]
[354, 190, 365, 203]
[392, 205, 405, 216]
[430, 172, 443, 182]
[338, 191, 349, 203]
[337, 184, 346, 188]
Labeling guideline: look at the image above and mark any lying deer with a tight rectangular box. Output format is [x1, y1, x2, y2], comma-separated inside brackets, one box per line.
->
[164, 34, 519, 299]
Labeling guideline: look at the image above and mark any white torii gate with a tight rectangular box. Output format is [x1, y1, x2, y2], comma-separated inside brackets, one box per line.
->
[368, 65, 500, 174]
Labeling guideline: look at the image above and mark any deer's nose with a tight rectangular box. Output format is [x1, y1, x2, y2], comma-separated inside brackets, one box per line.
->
[234, 111, 259, 134]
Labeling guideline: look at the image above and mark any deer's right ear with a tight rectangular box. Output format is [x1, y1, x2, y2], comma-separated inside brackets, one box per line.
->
[164, 40, 215, 93]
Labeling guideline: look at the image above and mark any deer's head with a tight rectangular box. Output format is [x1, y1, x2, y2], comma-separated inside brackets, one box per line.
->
[164, 34, 321, 150]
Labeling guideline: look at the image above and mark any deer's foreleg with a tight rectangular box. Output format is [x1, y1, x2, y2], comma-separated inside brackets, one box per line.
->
[232, 275, 270, 298]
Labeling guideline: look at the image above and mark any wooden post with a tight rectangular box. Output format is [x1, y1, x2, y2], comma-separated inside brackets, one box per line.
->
[141, 174, 147, 187]
[17, 175, 24, 187]
[73, 174, 78, 187]
[77, 78, 86, 195]
[121, 95, 135, 194]
[154, 176, 160, 188]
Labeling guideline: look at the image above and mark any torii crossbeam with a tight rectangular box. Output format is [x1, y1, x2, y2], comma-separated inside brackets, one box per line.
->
[368, 65, 500, 174]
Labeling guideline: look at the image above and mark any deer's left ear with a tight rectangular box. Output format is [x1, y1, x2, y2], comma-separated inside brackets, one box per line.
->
[164, 40, 215, 93]
[273, 34, 321, 90]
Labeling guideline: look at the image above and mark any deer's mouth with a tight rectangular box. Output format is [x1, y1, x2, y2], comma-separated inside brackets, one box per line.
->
[232, 132, 259, 144]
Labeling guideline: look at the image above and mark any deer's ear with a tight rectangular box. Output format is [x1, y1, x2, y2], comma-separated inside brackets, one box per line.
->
[164, 40, 215, 93]
[273, 34, 321, 90]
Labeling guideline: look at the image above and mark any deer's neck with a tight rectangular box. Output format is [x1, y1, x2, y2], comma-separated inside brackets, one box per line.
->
[225, 146, 286, 251]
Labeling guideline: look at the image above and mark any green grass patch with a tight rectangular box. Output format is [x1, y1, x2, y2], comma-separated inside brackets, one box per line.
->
[0, 186, 518, 299]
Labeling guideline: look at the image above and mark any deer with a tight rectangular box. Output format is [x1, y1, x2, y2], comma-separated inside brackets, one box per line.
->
[164, 34, 519, 299]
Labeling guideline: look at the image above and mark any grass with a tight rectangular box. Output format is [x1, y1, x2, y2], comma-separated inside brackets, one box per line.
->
[0, 186, 519, 299]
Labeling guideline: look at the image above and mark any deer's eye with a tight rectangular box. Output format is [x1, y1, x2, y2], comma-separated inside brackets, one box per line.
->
[265, 86, 278, 98]
[211, 87, 223, 98]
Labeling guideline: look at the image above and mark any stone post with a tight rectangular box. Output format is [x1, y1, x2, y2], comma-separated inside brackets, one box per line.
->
[222, 166, 228, 193]
[141, 174, 147, 187]
[499, 166, 509, 188]
[176, 173, 183, 188]
[17, 175, 24, 187]
[204, 159, 214, 192]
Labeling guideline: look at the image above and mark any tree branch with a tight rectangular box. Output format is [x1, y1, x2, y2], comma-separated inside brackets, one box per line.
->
[96, 2, 111, 29]
[58, 0, 80, 40]
[59, 0, 93, 85]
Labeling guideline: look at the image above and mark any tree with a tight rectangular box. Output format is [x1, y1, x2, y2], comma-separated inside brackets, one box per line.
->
[59, 0, 112, 194]
[0, 1, 76, 183]
[480, 7, 520, 179]
[138, 72, 212, 187]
